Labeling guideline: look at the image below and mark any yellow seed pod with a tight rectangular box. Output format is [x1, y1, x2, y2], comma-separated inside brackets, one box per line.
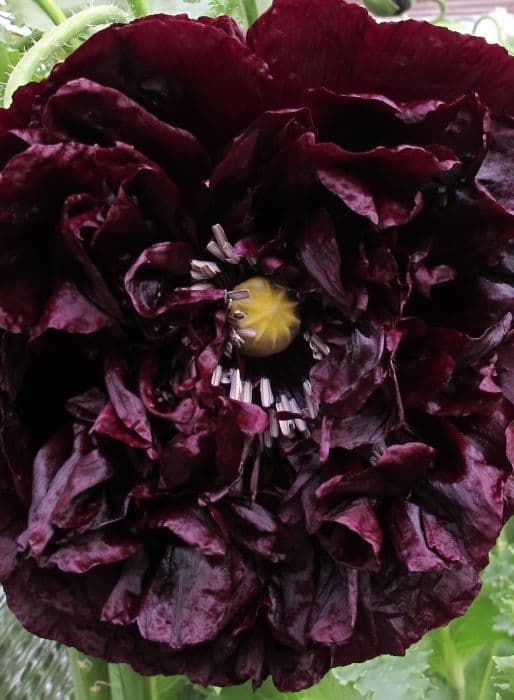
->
[231, 277, 301, 358]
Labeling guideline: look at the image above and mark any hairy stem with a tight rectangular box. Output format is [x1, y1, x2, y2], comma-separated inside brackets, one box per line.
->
[3, 5, 129, 108]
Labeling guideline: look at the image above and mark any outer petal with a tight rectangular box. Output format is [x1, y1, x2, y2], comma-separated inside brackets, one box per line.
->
[248, 0, 514, 114]
[38, 14, 269, 149]
[43, 78, 211, 180]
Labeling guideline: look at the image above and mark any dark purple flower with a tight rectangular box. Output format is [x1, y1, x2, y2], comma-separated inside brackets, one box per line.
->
[0, 1, 513, 691]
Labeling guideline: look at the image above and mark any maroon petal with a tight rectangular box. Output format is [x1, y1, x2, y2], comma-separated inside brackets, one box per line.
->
[31, 280, 114, 339]
[389, 501, 445, 572]
[310, 325, 384, 409]
[43, 78, 210, 179]
[23, 427, 112, 555]
[311, 141, 458, 228]
[309, 560, 357, 644]
[477, 117, 514, 213]
[137, 546, 239, 648]
[248, 0, 514, 114]
[145, 504, 226, 557]
[306, 89, 488, 168]
[43, 14, 268, 149]
[160, 427, 215, 490]
[125, 242, 225, 318]
[104, 355, 152, 446]
[101, 549, 150, 625]
[319, 497, 382, 571]
[299, 210, 366, 315]
[47, 531, 139, 574]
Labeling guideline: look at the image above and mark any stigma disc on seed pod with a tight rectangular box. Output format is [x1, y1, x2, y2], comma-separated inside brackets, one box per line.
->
[230, 277, 301, 358]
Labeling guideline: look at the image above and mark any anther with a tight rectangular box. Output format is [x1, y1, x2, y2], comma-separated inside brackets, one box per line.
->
[221, 369, 232, 384]
[259, 377, 274, 408]
[241, 379, 253, 404]
[303, 380, 318, 419]
[289, 396, 308, 433]
[238, 328, 257, 339]
[227, 289, 251, 301]
[212, 224, 241, 263]
[190, 282, 215, 291]
[269, 408, 280, 439]
[229, 368, 242, 400]
[211, 365, 223, 387]
[310, 333, 330, 357]
[276, 396, 295, 438]
[206, 240, 226, 261]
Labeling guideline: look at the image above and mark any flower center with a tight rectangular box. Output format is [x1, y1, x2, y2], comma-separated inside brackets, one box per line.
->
[230, 277, 300, 357]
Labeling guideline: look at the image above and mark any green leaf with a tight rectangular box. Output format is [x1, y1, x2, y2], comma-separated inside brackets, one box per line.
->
[152, 675, 190, 700]
[7, 0, 56, 31]
[493, 655, 514, 695]
[484, 534, 514, 639]
[334, 645, 432, 700]
[217, 674, 364, 700]
[428, 592, 503, 679]
[465, 643, 514, 700]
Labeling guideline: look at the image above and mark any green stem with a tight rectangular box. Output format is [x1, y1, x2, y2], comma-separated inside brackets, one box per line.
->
[431, 0, 446, 23]
[476, 642, 500, 700]
[126, 0, 150, 18]
[472, 15, 503, 42]
[3, 4, 129, 108]
[68, 649, 112, 700]
[34, 0, 66, 24]
[241, 0, 259, 27]
[441, 627, 466, 700]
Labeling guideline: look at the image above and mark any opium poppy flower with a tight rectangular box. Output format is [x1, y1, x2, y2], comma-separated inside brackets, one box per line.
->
[0, 0, 513, 691]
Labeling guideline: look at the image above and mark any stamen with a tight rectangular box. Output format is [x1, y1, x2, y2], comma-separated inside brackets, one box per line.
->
[221, 369, 232, 384]
[229, 368, 242, 400]
[238, 328, 257, 339]
[303, 379, 318, 419]
[190, 282, 215, 291]
[276, 396, 295, 438]
[211, 365, 223, 387]
[212, 224, 241, 263]
[206, 240, 226, 261]
[289, 396, 309, 434]
[310, 334, 331, 357]
[224, 341, 233, 357]
[241, 379, 253, 404]
[227, 289, 250, 301]
[191, 259, 221, 280]
[269, 408, 280, 439]
[259, 377, 274, 408]
[230, 330, 245, 347]
[263, 430, 273, 449]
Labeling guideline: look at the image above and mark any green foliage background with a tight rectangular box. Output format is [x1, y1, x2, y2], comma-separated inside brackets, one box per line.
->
[0, 0, 513, 697]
